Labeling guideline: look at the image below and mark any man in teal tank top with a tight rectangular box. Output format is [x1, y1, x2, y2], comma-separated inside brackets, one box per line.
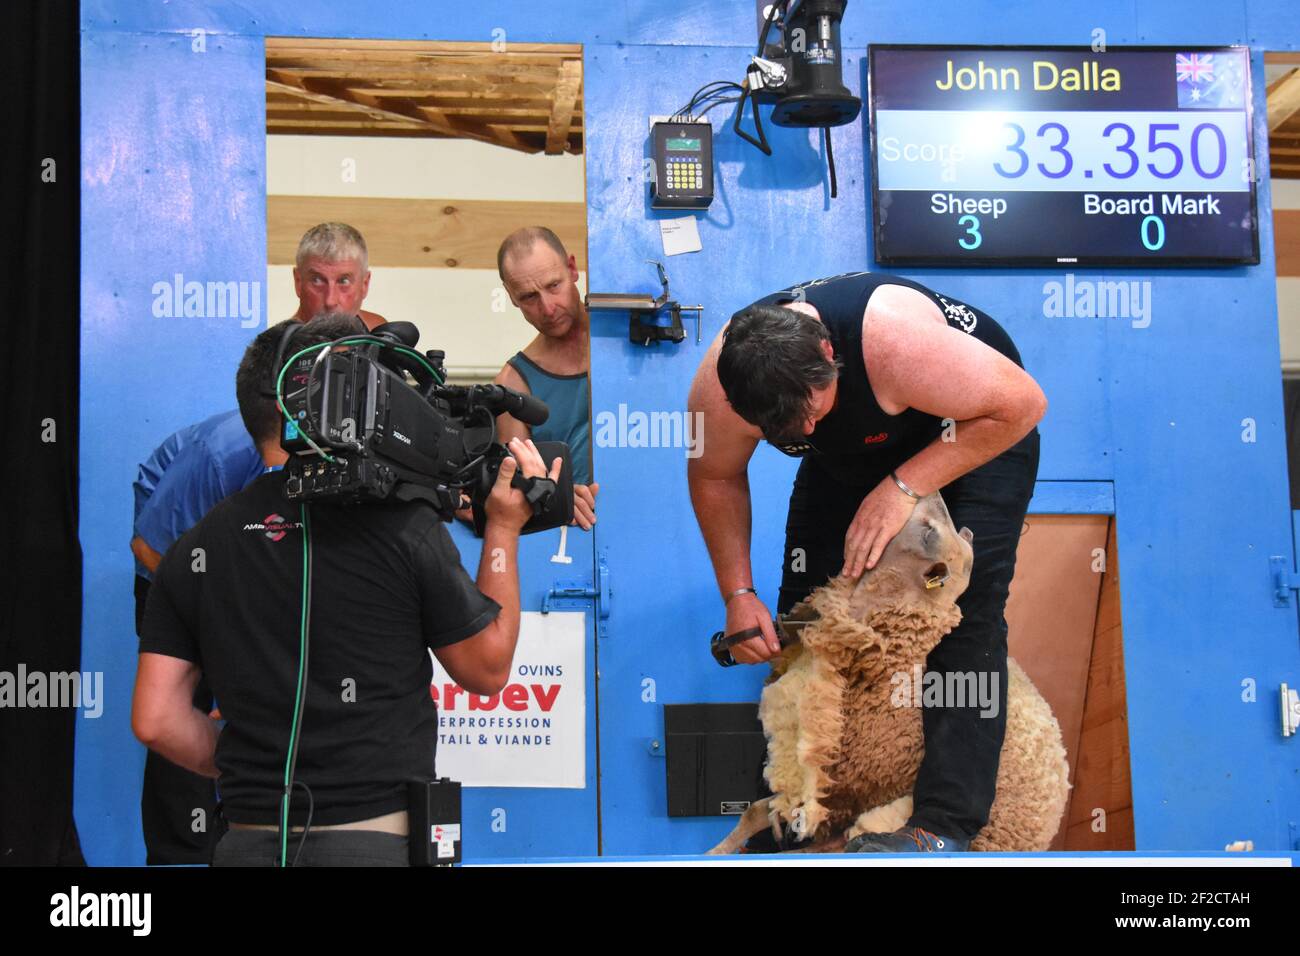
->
[493, 226, 598, 530]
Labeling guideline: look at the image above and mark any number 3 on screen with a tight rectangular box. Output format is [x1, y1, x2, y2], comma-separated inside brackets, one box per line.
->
[958, 215, 982, 250]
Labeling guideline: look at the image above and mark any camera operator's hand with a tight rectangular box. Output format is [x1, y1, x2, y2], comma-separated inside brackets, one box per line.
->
[572, 482, 599, 531]
[486, 437, 562, 532]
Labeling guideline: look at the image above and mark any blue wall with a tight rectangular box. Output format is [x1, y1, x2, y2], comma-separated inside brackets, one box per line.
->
[80, 1, 1300, 863]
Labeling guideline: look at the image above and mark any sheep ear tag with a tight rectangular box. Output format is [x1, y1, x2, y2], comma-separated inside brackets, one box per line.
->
[923, 562, 950, 589]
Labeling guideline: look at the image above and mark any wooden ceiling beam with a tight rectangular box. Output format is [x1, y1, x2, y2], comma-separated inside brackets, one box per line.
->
[268, 125, 457, 139]
[268, 107, 579, 135]
[266, 38, 581, 56]
[268, 73, 537, 153]
[266, 39, 583, 153]
[268, 58, 576, 80]
[546, 60, 582, 156]
[267, 75, 438, 128]
[347, 86, 584, 105]
[268, 120, 446, 134]
[1268, 69, 1300, 132]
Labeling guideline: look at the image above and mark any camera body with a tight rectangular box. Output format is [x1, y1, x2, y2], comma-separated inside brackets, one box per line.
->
[277, 322, 573, 533]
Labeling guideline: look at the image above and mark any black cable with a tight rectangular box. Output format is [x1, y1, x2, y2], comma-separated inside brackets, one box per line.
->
[734, 2, 787, 157]
[673, 81, 743, 120]
[756, 0, 788, 55]
[824, 125, 838, 199]
[733, 78, 772, 155]
[687, 80, 742, 109]
[695, 95, 741, 119]
[290, 780, 315, 867]
[690, 89, 740, 114]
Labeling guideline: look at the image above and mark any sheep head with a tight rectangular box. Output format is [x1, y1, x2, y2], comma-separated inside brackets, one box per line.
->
[844, 492, 974, 620]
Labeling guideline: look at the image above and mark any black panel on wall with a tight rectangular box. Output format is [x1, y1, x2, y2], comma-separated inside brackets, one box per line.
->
[0, 0, 84, 866]
[1284, 378, 1300, 511]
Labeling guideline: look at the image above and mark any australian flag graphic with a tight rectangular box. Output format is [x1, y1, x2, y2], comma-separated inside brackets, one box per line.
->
[1176, 50, 1247, 109]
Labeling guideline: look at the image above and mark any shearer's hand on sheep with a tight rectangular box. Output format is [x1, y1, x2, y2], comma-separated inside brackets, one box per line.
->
[842, 471, 922, 578]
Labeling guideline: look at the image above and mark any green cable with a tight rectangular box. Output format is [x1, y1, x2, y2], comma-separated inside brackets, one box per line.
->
[273, 337, 442, 865]
[279, 501, 312, 867]
[275, 338, 444, 464]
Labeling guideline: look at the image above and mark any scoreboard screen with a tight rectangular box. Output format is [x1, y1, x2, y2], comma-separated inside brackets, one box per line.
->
[868, 45, 1260, 267]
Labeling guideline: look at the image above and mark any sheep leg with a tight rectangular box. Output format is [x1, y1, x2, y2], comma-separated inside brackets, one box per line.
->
[844, 794, 914, 842]
[778, 832, 849, 854]
[706, 797, 777, 855]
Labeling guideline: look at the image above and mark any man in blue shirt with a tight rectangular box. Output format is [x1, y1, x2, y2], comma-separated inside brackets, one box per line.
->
[131, 410, 265, 595]
[130, 408, 266, 864]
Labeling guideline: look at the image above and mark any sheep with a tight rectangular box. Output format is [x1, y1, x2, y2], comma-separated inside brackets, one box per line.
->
[708, 492, 1071, 854]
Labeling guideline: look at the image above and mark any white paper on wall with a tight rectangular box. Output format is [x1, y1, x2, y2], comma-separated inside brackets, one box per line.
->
[429, 610, 585, 788]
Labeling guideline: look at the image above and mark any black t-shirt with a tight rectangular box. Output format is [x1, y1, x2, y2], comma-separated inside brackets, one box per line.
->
[748, 272, 1025, 485]
[139, 470, 500, 825]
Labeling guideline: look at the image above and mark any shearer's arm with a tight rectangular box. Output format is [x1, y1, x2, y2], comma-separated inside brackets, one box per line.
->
[840, 284, 1048, 577]
[866, 284, 1046, 496]
[686, 328, 781, 663]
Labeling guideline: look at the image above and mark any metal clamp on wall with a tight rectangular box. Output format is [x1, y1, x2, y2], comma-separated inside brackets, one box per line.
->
[542, 553, 612, 640]
[586, 260, 702, 347]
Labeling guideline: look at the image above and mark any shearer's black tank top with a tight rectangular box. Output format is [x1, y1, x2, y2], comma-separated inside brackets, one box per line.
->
[747, 272, 1024, 485]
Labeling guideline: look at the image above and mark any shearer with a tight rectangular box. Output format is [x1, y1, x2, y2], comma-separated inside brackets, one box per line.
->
[686, 271, 1046, 853]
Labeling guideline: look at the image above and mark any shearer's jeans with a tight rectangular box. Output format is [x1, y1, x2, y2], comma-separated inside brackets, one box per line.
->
[775, 427, 1041, 842]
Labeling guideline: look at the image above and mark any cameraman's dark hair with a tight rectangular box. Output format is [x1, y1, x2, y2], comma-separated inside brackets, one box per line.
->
[716, 303, 841, 440]
[236, 312, 368, 446]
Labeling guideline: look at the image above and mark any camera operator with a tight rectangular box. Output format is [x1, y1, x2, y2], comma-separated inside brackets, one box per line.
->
[131, 313, 558, 866]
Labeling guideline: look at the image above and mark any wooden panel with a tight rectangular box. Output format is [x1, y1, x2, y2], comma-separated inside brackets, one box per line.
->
[1064, 518, 1136, 850]
[1276, 209, 1300, 278]
[267, 195, 587, 271]
[1004, 514, 1109, 850]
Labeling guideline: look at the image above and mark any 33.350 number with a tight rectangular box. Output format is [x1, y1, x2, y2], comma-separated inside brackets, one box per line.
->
[993, 121, 1226, 181]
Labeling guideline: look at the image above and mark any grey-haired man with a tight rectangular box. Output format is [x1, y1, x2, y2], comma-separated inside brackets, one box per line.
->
[289, 221, 387, 331]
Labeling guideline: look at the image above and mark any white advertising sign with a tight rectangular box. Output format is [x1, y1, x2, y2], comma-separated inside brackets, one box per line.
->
[430, 610, 585, 788]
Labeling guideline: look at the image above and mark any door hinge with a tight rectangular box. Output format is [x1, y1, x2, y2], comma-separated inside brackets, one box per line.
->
[542, 552, 611, 639]
[1269, 555, 1300, 607]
